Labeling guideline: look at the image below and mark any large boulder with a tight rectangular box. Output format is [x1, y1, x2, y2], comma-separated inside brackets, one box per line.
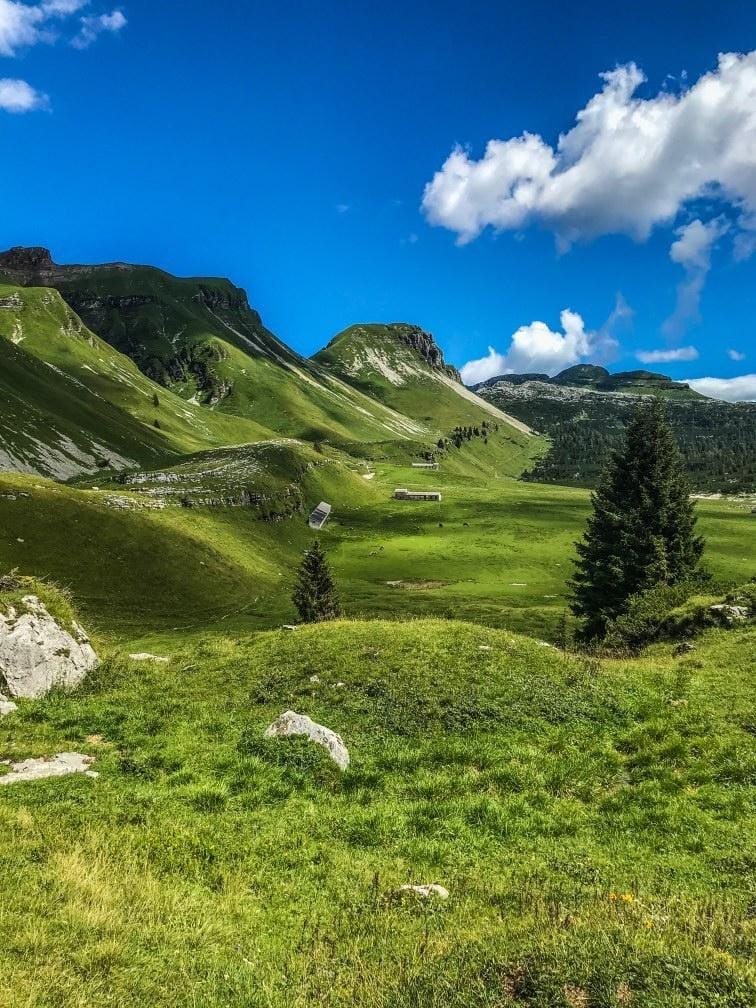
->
[0, 595, 98, 699]
[264, 710, 350, 770]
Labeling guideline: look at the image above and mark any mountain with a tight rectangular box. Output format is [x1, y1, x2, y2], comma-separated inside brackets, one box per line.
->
[0, 247, 542, 488]
[0, 282, 270, 479]
[314, 322, 533, 435]
[477, 364, 704, 399]
[0, 247, 430, 451]
[474, 366, 756, 491]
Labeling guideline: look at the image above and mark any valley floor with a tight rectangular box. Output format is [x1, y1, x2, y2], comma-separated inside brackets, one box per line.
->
[0, 452, 754, 1007]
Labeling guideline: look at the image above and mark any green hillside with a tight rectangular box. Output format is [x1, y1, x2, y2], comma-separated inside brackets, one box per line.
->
[314, 322, 534, 436]
[0, 284, 268, 479]
[0, 248, 431, 452]
[1, 612, 754, 1007]
[475, 368, 756, 492]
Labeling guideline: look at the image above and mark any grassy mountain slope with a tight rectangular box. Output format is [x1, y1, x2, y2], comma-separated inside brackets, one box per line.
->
[0, 284, 269, 479]
[0, 249, 429, 450]
[1, 615, 753, 1006]
[314, 323, 534, 436]
[475, 367, 756, 491]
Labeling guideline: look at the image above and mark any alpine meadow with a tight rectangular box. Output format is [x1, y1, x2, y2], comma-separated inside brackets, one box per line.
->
[1, 5, 755, 1007]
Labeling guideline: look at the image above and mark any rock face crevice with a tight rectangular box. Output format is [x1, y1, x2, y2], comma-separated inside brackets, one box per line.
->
[0, 596, 98, 699]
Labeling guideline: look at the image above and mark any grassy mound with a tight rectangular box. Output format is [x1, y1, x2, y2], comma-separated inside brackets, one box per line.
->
[0, 618, 753, 1006]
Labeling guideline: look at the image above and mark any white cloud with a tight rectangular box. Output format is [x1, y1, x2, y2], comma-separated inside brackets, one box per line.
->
[684, 374, 756, 401]
[636, 346, 699, 364]
[0, 76, 47, 110]
[0, 0, 87, 56]
[71, 8, 125, 48]
[461, 305, 621, 384]
[663, 218, 726, 336]
[422, 52, 756, 251]
[728, 348, 746, 361]
[0, 2, 126, 111]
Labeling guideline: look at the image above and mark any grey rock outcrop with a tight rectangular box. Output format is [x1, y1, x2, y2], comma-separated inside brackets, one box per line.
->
[264, 710, 350, 770]
[0, 752, 97, 785]
[0, 596, 98, 699]
[709, 604, 750, 626]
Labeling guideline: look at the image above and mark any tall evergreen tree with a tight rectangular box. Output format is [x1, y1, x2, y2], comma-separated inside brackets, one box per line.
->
[571, 399, 704, 639]
[292, 540, 341, 623]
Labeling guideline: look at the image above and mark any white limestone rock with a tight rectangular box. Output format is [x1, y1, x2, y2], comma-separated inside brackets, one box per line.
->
[264, 710, 350, 770]
[0, 752, 97, 785]
[0, 693, 17, 717]
[128, 652, 169, 663]
[0, 595, 98, 700]
[398, 883, 450, 900]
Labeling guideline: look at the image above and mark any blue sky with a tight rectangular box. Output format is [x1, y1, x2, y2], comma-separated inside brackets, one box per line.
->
[1, 0, 755, 399]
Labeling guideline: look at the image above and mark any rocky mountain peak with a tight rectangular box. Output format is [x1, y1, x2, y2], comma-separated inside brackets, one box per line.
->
[386, 323, 461, 382]
[0, 246, 56, 272]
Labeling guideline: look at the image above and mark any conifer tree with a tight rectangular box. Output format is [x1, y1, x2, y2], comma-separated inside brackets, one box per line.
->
[292, 540, 341, 623]
[571, 399, 704, 639]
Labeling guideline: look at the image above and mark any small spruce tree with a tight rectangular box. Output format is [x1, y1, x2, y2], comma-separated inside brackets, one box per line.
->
[292, 540, 341, 623]
[571, 399, 704, 639]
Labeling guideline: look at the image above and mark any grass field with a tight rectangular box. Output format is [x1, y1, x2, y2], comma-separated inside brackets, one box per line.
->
[0, 438, 751, 649]
[1, 434, 754, 1007]
[0, 617, 754, 1007]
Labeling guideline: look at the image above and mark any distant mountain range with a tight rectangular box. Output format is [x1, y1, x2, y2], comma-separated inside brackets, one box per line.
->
[1, 245, 753, 495]
[473, 366, 756, 492]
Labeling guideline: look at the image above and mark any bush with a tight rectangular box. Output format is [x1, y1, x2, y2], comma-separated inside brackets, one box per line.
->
[603, 583, 696, 650]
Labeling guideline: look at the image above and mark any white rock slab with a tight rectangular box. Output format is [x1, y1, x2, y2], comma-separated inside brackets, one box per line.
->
[0, 752, 97, 785]
[399, 883, 450, 900]
[0, 693, 17, 717]
[128, 652, 169, 663]
[0, 596, 98, 699]
[264, 710, 350, 770]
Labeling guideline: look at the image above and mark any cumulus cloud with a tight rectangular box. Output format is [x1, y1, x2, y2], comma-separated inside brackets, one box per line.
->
[0, 76, 47, 110]
[460, 301, 626, 385]
[684, 374, 756, 401]
[0, 0, 87, 56]
[728, 348, 746, 361]
[422, 52, 756, 250]
[0, 2, 126, 111]
[636, 346, 699, 364]
[71, 8, 125, 49]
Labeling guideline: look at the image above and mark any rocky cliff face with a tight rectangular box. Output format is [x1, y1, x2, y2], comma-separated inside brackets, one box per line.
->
[386, 324, 461, 382]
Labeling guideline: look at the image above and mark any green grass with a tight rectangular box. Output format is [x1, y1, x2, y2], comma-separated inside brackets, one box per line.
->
[0, 619, 753, 1006]
[0, 449, 750, 648]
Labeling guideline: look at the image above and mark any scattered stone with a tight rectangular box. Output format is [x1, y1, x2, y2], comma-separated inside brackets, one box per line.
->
[128, 652, 169, 663]
[478, 645, 492, 651]
[674, 641, 697, 656]
[264, 710, 350, 770]
[0, 752, 97, 786]
[0, 595, 98, 699]
[0, 693, 17, 717]
[282, 624, 299, 632]
[510, 582, 527, 587]
[309, 674, 320, 683]
[398, 883, 449, 900]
